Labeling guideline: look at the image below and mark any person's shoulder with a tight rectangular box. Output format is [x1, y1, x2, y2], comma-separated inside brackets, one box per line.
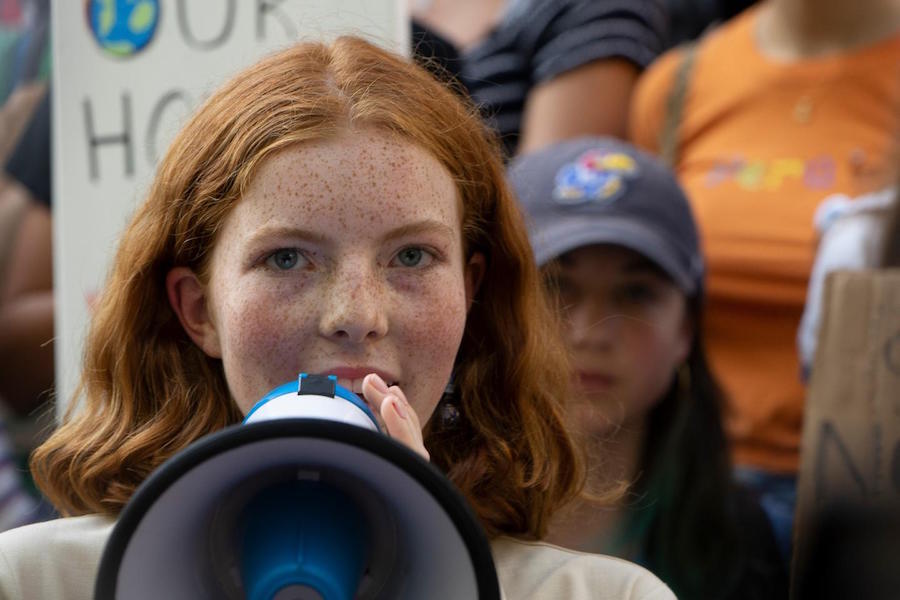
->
[492, 537, 675, 600]
[0, 515, 115, 599]
[634, 2, 757, 98]
[0, 513, 114, 548]
[630, 6, 765, 153]
[637, 44, 686, 92]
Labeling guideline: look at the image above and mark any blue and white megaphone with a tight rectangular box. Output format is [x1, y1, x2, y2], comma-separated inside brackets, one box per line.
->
[95, 374, 500, 599]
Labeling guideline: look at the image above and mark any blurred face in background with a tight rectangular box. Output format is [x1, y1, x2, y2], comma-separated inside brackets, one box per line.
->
[545, 244, 692, 437]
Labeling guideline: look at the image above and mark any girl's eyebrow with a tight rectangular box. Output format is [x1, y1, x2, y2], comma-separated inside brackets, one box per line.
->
[243, 220, 455, 247]
[624, 258, 667, 278]
[379, 220, 456, 243]
[244, 225, 329, 246]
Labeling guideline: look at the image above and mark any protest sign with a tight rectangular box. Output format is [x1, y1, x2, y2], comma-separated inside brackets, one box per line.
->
[52, 0, 406, 415]
[792, 269, 900, 599]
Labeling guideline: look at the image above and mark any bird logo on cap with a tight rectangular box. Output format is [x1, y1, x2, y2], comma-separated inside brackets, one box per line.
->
[553, 149, 639, 206]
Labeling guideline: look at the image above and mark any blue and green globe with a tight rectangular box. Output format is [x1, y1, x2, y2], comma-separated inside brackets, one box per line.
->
[87, 0, 159, 57]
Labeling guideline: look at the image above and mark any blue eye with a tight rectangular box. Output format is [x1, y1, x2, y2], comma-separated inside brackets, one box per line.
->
[266, 249, 301, 270]
[395, 247, 429, 268]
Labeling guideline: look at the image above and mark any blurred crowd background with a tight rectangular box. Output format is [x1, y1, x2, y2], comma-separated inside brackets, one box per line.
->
[1, 1, 897, 598]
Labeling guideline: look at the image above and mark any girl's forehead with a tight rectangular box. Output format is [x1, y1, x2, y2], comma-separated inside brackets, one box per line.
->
[554, 245, 672, 282]
[558, 244, 652, 268]
[256, 129, 434, 178]
[225, 130, 461, 232]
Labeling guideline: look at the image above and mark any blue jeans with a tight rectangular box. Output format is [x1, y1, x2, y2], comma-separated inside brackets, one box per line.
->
[734, 467, 797, 567]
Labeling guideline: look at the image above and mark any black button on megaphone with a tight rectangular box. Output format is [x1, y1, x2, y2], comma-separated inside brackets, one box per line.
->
[94, 374, 501, 599]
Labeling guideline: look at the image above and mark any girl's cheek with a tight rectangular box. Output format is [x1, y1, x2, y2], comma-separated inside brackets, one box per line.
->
[223, 293, 309, 359]
[612, 324, 656, 371]
[402, 284, 467, 347]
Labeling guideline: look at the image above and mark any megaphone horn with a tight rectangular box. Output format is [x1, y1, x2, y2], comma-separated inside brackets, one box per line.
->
[95, 374, 501, 600]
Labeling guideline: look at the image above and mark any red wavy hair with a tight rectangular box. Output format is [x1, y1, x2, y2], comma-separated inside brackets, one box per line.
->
[32, 36, 580, 539]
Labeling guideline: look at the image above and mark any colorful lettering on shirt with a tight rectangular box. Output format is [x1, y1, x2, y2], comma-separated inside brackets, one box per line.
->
[705, 156, 836, 191]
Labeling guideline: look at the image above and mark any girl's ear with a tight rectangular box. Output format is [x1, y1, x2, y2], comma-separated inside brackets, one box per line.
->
[166, 267, 222, 358]
[464, 252, 486, 312]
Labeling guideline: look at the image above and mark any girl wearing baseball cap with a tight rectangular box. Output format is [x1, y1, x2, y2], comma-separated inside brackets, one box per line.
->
[510, 137, 788, 600]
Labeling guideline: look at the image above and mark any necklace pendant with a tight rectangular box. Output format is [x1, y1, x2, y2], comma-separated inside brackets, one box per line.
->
[793, 96, 814, 123]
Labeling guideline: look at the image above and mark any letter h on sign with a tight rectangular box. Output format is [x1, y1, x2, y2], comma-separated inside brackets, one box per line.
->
[82, 93, 134, 181]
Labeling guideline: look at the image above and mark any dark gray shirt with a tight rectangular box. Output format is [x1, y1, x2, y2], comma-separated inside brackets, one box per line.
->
[459, 0, 668, 156]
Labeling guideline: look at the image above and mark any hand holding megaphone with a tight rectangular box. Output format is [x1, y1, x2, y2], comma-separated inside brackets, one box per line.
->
[245, 372, 428, 461]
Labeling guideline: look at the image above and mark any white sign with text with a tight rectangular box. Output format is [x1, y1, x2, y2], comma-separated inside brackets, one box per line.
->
[51, 0, 407, 417]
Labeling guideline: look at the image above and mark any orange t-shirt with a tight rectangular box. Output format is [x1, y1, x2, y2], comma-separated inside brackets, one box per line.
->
[630, 6, 900, 473]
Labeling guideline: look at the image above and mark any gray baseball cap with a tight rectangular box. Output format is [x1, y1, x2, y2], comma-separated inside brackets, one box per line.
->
[509, 136, 704, 295]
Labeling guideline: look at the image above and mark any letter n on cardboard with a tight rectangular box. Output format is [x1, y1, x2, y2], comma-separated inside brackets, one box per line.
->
[791, 270, 900, 599]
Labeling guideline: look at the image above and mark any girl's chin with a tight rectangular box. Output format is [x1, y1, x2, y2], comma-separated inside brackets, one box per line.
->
[566, 400, 623, 435]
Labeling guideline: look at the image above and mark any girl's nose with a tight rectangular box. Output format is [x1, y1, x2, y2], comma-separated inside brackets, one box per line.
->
[565, 298, 620, 348]
[317, 263, 389, 344]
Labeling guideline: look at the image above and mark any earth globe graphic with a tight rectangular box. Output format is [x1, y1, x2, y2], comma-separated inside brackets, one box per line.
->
[87, 0, 159, 57]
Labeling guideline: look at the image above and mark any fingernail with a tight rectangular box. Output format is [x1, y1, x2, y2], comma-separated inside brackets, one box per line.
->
[368, 373, 389, 393]
[389, 395, 408, 419]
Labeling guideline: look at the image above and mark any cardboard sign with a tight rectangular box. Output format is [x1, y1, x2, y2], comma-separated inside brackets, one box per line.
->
[791, 269, 900, 599]
[51, 0, 407, 417]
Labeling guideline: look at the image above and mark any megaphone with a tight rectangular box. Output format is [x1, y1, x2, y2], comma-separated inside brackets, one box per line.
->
[95, 374, 501, 599]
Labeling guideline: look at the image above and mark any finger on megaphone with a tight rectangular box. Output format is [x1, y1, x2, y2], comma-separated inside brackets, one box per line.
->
[382, 393, 430, 462]
[386, 384, 425, 439]
[364, 372, 390, 394]
[360, 373, 390, 430]
[362, 374, 429, 460]
[387, 384, 428, 459]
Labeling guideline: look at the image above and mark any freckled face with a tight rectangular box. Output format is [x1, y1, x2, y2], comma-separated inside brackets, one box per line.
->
[203, 128, 471, 421]
[545, 245, 691, 436]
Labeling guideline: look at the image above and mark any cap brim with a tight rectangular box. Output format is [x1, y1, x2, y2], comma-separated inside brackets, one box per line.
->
[531, 216, 697, 294]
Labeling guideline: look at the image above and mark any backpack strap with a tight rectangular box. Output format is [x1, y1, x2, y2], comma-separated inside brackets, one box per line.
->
[659, 41, 699, 169]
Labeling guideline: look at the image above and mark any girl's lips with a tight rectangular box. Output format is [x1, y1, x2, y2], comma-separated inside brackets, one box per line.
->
[315, 367, 399, 394]
[575, 371, 617, 390]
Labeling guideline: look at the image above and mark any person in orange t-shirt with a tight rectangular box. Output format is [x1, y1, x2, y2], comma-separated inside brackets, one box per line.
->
[629, 0, 900, 562]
